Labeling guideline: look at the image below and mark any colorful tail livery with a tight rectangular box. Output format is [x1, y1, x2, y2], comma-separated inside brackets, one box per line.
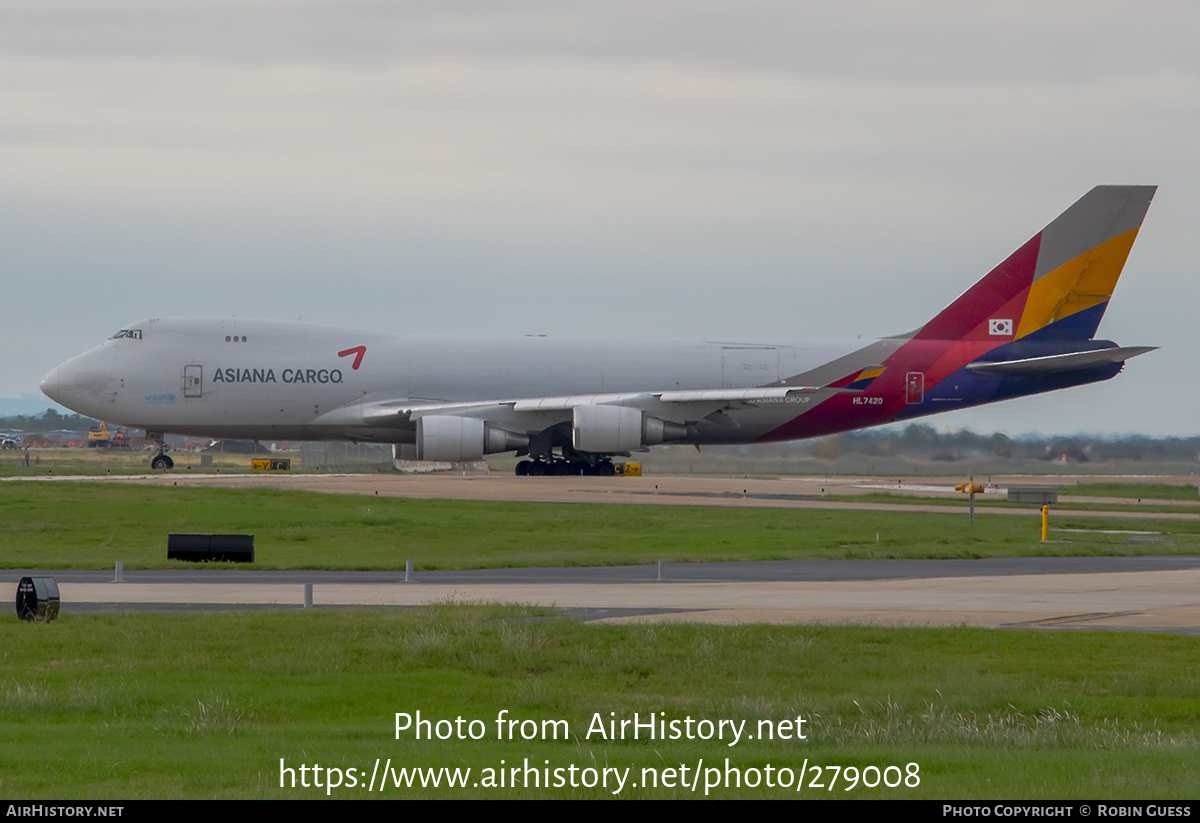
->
[42, 186, 1155, 474]
[764, 185, 1157, 441]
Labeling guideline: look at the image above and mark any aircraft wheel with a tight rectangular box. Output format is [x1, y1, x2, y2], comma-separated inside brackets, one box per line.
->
[528, 461, 547, 476]
[515, 460, 531, 476]
[151, 455, 170, 470]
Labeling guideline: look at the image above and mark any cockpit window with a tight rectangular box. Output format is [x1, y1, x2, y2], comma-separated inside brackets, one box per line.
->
[110, 329, 143, 340]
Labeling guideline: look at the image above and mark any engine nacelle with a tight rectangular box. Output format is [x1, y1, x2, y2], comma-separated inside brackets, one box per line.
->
[416, 415, 528, 462]
[572, 405, 688, 452]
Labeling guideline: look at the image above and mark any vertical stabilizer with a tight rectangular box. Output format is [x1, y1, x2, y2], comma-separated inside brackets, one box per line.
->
[916, 185, 1156, 343]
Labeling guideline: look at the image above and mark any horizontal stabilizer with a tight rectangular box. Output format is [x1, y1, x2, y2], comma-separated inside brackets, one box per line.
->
[965, 346, 1155, 376]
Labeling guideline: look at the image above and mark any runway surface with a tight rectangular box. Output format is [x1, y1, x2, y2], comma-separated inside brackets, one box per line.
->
[7, 557, 1200, 633]
[7, 472, 1200, 632]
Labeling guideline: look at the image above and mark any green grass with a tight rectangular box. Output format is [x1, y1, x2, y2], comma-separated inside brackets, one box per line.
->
[3, 481, 1196, 799]
[1071, 483, 1200, 501]
[3, 483, 1199, 570]
[824, 491, 1200, 515]
[1, 607, 1196, 798]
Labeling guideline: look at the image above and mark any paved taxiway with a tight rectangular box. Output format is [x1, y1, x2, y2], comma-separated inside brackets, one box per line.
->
[7, 473, 1199, 632]
[7, 557, 1200, 633]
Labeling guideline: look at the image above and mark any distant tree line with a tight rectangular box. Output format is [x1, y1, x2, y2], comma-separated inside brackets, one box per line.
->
[833, 423, 1200, 462]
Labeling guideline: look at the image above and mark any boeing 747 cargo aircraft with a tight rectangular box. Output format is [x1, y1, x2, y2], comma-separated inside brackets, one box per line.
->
[41, 186, 1156, 474]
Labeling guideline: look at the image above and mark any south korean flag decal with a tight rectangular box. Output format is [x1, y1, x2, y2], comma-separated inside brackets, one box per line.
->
[988, 318, 1013, 336]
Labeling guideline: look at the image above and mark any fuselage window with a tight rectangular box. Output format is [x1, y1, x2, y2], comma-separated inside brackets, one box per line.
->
[110, 329, 142, 340]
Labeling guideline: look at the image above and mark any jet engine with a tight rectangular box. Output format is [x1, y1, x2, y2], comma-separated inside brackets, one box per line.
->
[571, 405, 688, 453]
[416, 415, 529, 462]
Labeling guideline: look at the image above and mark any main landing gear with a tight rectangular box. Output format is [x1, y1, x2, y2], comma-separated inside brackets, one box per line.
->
[515, 459, 616, 477]
[147, 432, 174, 470]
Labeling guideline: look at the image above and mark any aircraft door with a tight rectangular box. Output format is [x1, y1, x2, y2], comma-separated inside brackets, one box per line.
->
[905, 371, 924, 404]
[183, 365, 203, 398]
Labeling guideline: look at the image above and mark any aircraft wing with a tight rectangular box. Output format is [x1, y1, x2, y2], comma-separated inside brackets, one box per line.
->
[318, 368, 891, 465]
[315, 385, 841, 427]
[313, 358, 890, 425]
[308, 360, 892, 459]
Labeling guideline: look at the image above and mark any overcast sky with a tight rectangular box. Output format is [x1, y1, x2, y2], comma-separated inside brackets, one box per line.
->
[3, 1, 1197, 436]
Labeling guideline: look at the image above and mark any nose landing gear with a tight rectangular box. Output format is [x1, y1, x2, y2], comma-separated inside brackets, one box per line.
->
[147, 432, 174, 470]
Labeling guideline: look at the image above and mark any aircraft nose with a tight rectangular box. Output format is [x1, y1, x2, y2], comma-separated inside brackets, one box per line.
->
[39, 366, 62, 404]
[40, 346, 117, 416]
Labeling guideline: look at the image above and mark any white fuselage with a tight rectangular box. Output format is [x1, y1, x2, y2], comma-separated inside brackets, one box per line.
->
[41, 317, 872, 445]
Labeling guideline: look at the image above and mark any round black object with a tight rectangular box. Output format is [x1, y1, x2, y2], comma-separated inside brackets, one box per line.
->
[16, 576, 60, 622]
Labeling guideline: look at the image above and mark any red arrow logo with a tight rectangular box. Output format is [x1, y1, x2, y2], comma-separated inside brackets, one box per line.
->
[337, 345, 367, 370]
